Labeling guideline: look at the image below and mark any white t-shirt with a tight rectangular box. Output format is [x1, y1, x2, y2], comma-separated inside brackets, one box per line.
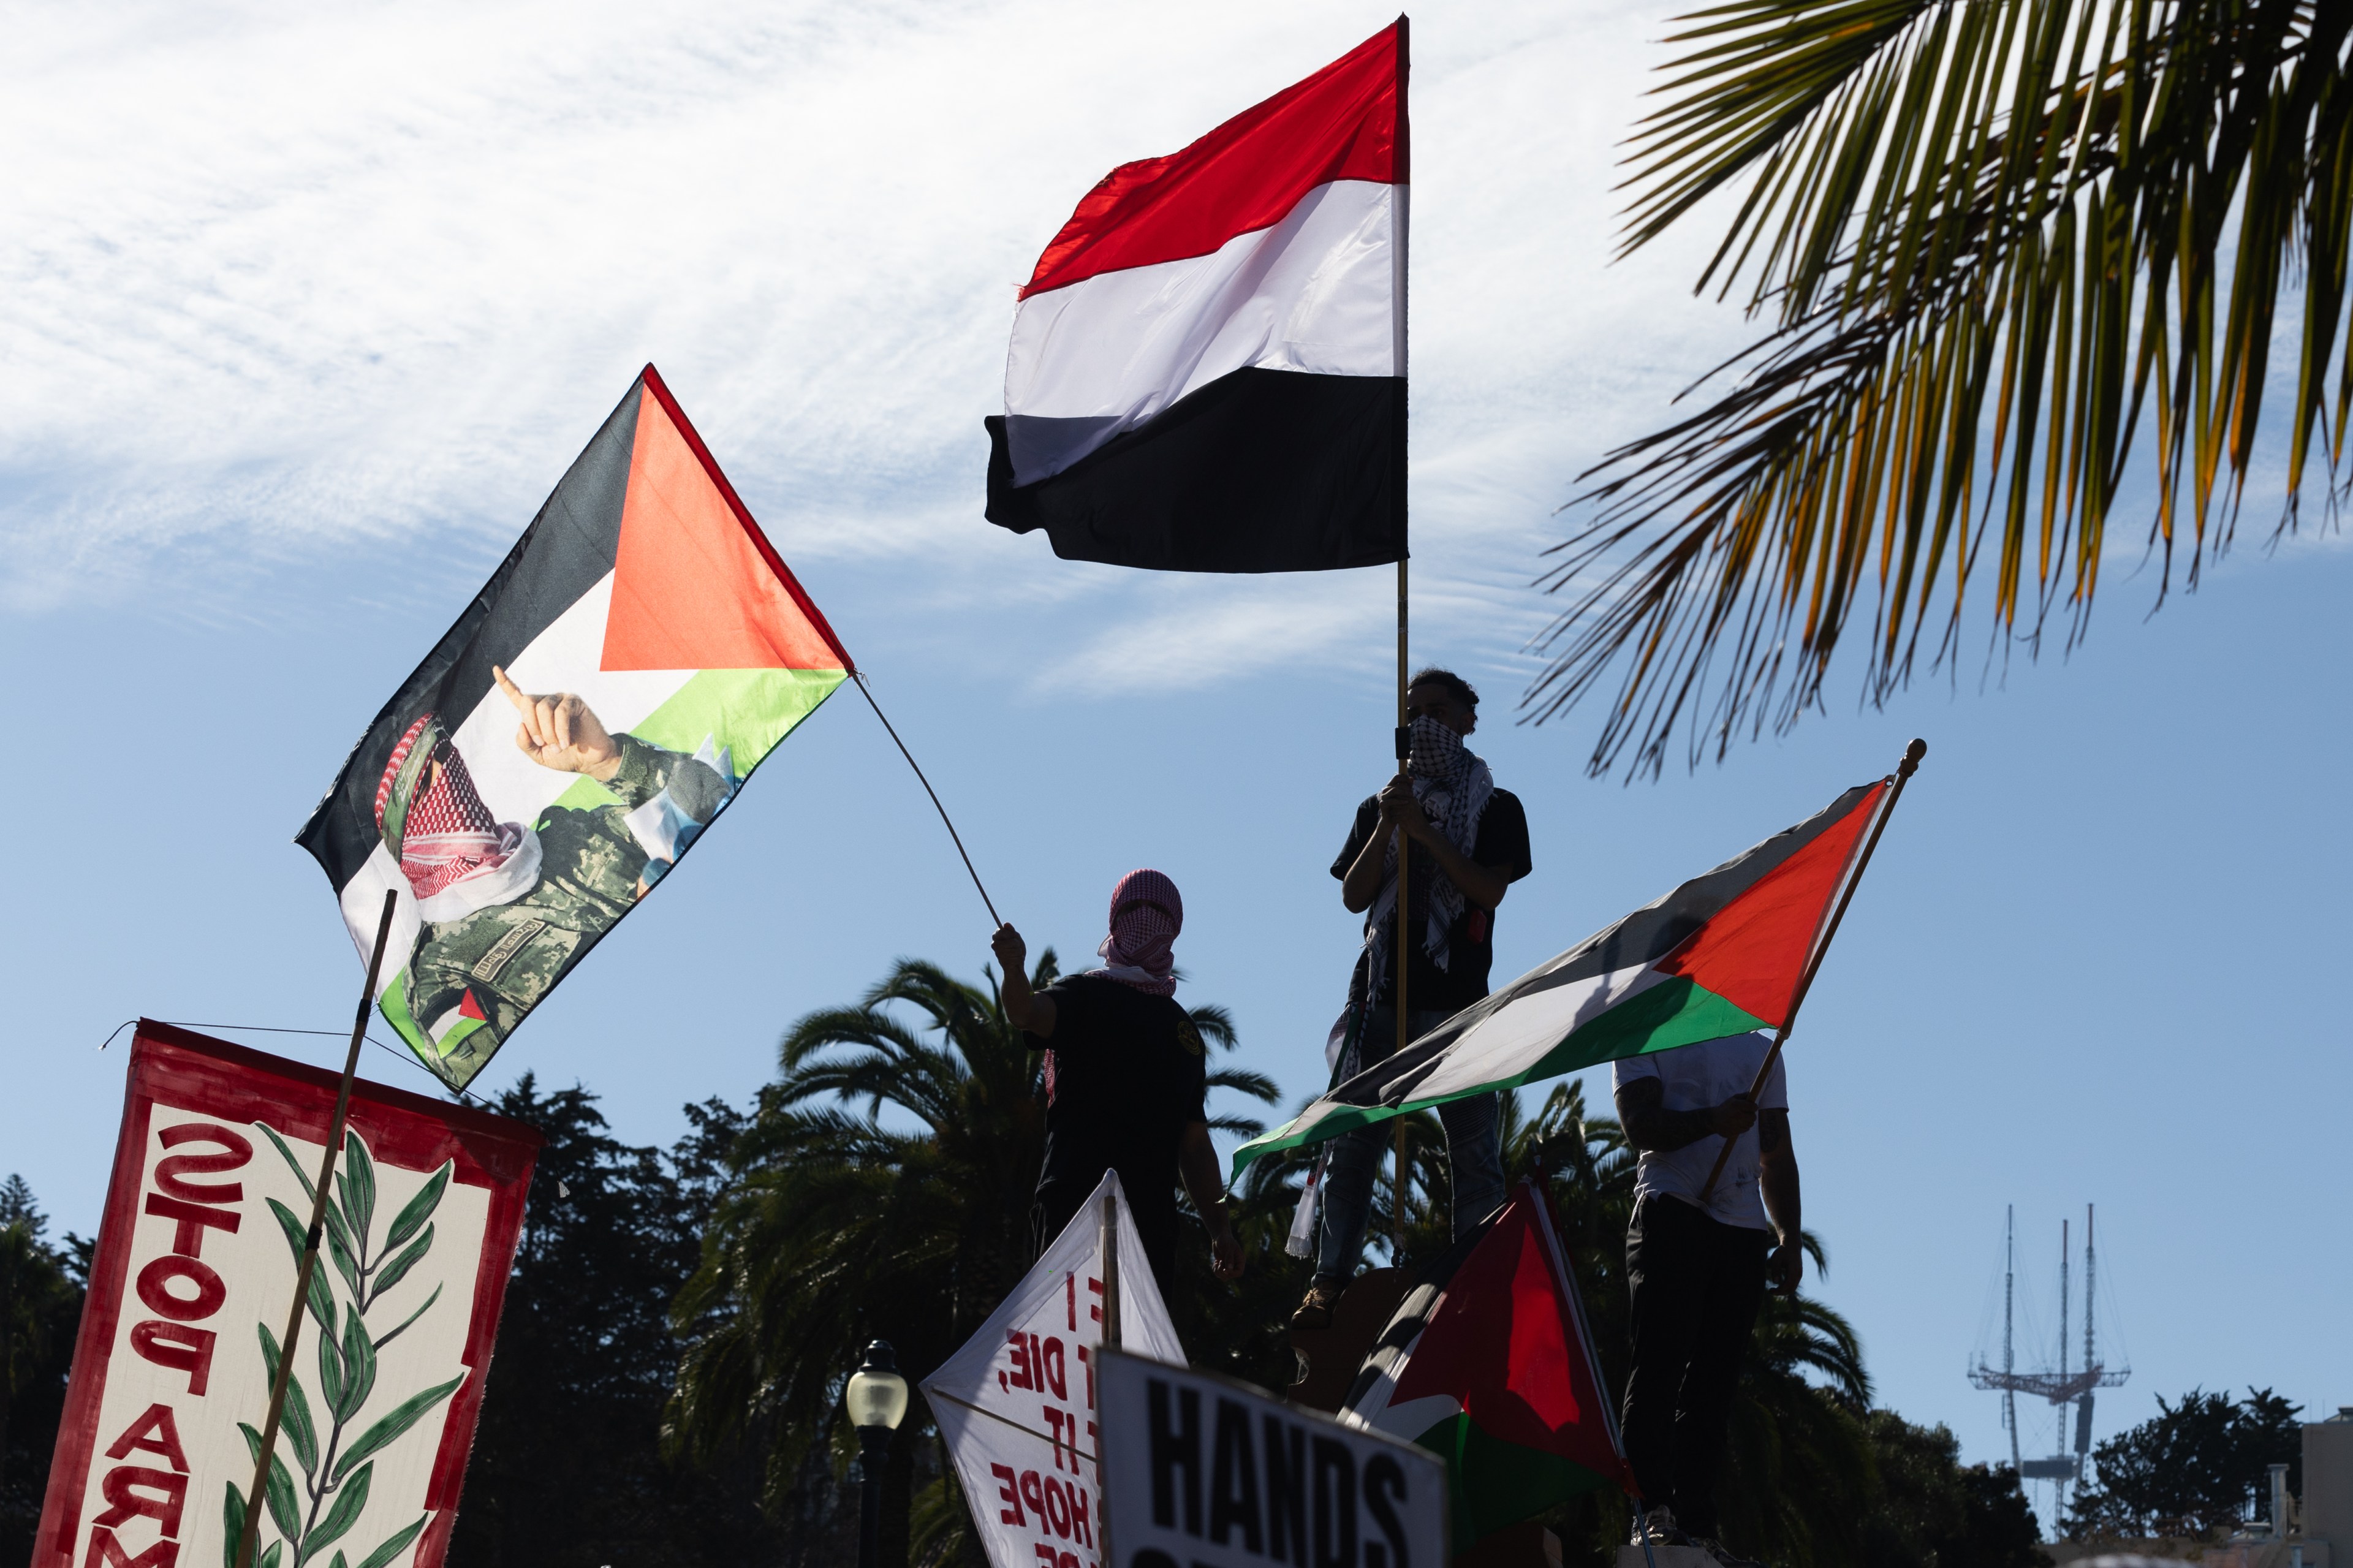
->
[1610, 1032, 1787, 1231]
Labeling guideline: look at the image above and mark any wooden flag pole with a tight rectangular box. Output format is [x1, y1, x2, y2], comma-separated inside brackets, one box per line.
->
[1696, 738, 1926, 1205]
[233, 887, 399, 1568]
[1098, 1191, 1121, 1351]
[1391, 557, 1409, 1257]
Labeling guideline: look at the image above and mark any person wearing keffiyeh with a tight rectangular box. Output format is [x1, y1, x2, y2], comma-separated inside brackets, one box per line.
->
[993, 871, 1245, 1302]
[1290, 668, 1533, 1330]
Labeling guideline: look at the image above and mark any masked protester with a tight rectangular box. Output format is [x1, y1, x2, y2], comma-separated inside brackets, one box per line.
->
[1290, 668, 1531, 1331]
[993, 870, 1245, 1303]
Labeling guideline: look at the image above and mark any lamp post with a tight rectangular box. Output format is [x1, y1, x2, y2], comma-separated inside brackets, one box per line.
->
[847, 1339, 910, 1568]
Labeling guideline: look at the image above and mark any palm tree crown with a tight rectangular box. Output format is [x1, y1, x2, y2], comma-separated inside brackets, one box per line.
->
[1536, 0, 2351, 776]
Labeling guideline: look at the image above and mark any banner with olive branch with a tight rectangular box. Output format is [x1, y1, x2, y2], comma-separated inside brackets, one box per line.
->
[34, 1022, 542, 1568]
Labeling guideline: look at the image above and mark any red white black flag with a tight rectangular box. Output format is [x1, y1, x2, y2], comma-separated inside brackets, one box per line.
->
[985, 20, 1408, 572]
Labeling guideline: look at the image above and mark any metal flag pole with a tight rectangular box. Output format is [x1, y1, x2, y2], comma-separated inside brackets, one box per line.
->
[233, 888, 398, 1568]
[1386, 15, 1414, 1263]
[1390, 558, 1409, 1257]
[1696, 737, 1927, 1203]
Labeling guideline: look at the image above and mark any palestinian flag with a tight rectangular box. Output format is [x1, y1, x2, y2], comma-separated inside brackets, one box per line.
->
[297, 366, 851, 1091]
[1339, 1180, 1635, 1551]
[1232, 778, 1890, 1175]
[983, 20, 1407, 572]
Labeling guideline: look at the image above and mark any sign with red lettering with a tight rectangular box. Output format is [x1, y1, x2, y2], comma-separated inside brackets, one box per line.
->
[1096, 1351, 1447, 1568]
[920, 1171, 1185, 1568]
[34, 1020, 542, 1568]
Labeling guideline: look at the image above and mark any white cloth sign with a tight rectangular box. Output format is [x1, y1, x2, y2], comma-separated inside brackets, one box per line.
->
[1097, 1349, 1449, 1568]
[921, 1172, 1185, 1568]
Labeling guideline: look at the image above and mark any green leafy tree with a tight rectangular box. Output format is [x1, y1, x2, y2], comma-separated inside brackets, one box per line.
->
[1861, 1411, 2048, 1568]
[1534, 0, 2353, 776]
[667, 953, 1274, 1568]
[447, 1078, 784, 1568]
[2067, 1387, 2305, 1539]
[0, 1177, 85, 1562]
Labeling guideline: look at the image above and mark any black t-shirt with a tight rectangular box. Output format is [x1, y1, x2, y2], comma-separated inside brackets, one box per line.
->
[1026, 975, 1209, 1232]
[1333, 787, 1533, 1017]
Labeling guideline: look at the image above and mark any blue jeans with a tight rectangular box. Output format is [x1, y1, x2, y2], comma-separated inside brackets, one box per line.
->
[1315, 1004, 1507, 1282]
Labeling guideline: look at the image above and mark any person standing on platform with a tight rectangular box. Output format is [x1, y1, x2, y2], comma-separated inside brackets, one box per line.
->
[991, 869, 1245, 1304]
[1612, 1029, 1803, 1568]
[1290, 668, 1532, 1330]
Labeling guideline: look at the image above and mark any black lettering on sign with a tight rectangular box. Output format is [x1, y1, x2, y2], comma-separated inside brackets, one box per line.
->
[1131, 1554, 1179, 1568]
[1146, 1379, 1202, 1536]
[1209, 1397, 1262, 1553]
[1362, 1453, 1410, 1568]
[1311, 1436, 1356, 1568]
[151, 1124, 251, 1204]
[1263, 1415, 1308, 1567]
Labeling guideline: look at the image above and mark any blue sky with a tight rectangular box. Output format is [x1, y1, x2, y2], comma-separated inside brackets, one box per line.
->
[5, 0, 2347, 1520]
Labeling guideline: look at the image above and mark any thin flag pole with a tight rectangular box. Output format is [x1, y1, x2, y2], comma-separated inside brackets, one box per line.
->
[1387, 14, 1412, 1263]
[1697, 738, 1926, 1203]
[1391, 558, 1409, 1257]
[234, 888, 398, 1568]
[852, 670, 1002, 929]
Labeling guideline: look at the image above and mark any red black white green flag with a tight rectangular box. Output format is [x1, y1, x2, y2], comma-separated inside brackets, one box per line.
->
[1231, 778, 1890, 1175]
[1338, 1179, 1635, 1552]
[985, 20, 1407, 572]
[297, 366, 851, 1091]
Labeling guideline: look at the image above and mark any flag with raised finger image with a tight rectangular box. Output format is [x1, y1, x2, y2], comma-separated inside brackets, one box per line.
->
[297, 366, 852, 1091]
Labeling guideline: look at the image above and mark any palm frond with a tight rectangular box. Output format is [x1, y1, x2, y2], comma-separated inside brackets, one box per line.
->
[1534, 0, 2353, 776]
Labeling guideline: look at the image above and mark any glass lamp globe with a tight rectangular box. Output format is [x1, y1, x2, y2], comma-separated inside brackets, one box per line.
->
[846, 1340, 910, 1432]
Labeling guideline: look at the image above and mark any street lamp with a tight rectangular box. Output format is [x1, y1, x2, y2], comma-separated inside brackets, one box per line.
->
[847, 1339, 909, 1568]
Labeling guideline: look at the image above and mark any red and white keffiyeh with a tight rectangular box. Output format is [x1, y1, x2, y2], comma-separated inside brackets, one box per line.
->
[376, 715, 537, 916]
[1087, 868, 1183, 997]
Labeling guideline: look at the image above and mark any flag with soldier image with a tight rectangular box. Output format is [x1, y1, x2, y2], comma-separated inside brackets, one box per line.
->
[297, 365, 853, 1091]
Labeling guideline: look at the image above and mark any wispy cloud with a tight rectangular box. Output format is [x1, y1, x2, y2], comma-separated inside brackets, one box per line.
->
[1, 0, 1736, 691]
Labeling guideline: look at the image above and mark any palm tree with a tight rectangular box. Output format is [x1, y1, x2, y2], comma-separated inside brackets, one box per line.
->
[1533, 2, 2352, 776]
[665, 952, 1274, 1568]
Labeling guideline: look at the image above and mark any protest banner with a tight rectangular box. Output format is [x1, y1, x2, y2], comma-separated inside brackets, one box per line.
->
[1097, 1350, 1447, 1568]
[920, 1172, 1183, 1568]
[34, 1021, 541, 1568]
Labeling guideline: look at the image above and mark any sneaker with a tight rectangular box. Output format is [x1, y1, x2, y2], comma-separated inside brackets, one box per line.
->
[1691, 1537, 1763, 1568]
[1289, 1278, 1346, 1331]
[1631, 1507, 1691, 1548]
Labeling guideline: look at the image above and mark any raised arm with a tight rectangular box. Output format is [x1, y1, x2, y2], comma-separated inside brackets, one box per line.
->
[990, 924, 1056, 1039]
[1613, 1075, 1757, 1154]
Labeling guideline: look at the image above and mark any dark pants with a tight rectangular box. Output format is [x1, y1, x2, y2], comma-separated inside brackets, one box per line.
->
[1033, 1183, 1179, 1308]
[1314, 1005, 1507, 1281]
[1620, 1193, 1770, 1537]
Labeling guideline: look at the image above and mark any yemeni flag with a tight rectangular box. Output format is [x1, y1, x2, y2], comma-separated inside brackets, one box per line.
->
[1339, 1179, 1636, 1551]
[984, 20, 1407, 572]
[1232, 778, 1890, 1176]
[297, 366, 851, 1091]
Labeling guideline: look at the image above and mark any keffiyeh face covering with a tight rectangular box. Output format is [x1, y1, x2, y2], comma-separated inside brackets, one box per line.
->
[1089, 868, 1183, 996]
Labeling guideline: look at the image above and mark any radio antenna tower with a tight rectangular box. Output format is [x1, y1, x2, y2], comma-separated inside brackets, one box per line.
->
[1969, 1205, 2130, 1524]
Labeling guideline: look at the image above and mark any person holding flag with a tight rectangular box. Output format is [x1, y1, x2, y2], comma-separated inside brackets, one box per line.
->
[1292, 668, 1531, 1330]
[991, 871, 1245, 1303]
